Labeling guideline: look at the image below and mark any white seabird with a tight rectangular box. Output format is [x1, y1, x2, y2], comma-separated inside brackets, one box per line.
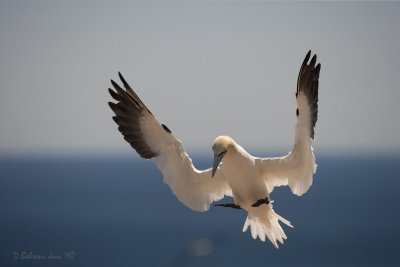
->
[108, 50, 321, 248]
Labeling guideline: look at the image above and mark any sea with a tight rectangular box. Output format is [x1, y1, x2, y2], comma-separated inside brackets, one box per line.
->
[1, 154, 399, 267]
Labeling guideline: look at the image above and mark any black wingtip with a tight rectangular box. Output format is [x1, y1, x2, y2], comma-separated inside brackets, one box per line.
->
[112, 116, 118, 123]
[296, 50, 320, 140]
[110, 79, 118, 88]
[309, 54, 317, 68]
[305, 50, 311, 61]
[108, 101, 116, 111]
[118, 71, 124, 82]
[315, 63, 321, 73]
[300, 50, 312, 71]
[108, 88, 119, 100]
[118, 71, 131, 90]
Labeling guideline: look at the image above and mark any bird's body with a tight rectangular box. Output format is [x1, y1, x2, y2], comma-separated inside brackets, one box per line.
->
[108, 51, 321, 248]
[215, 137, 264, 209]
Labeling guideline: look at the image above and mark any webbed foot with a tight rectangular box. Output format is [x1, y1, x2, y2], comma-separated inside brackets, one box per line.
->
[251, 197, 270, 207]
[214, 203, 242, 209]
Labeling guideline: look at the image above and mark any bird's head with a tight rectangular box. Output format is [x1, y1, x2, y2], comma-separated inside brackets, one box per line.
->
[211, 135, 235, 178]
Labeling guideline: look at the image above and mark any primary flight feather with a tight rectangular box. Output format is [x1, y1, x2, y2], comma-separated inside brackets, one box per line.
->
[108, 50, 321, 248]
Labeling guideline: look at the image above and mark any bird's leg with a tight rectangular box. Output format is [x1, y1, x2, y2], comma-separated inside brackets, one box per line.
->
[214, 203, 242, 209]
[251, 197, 270, 207]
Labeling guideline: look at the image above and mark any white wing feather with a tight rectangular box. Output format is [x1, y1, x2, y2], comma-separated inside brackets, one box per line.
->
[153, 144, 232, 212]
[257, 51, 320, 196]
[141, 113, 232, 212]
[109, 74, 231, 212]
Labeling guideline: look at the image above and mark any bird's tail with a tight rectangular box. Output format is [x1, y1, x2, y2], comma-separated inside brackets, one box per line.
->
[243, 204, 293, 248]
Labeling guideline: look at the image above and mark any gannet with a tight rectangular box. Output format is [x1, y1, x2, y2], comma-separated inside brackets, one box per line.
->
[108, 51, 320, 248]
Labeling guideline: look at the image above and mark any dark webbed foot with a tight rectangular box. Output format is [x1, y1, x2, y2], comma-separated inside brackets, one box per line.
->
[214, 203, 242, 209]
[251, 197, 270, 207]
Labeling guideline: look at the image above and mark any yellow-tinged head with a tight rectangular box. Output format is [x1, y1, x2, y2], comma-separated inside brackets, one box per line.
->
[212, 135, 235, 151]
[211, 135, 236, 177]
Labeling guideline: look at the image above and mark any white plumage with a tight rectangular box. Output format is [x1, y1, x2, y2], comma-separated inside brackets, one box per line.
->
[108, 50, 321, 248]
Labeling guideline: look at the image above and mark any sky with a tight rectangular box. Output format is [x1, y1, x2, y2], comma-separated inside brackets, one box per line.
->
[0, 1, 400, 156]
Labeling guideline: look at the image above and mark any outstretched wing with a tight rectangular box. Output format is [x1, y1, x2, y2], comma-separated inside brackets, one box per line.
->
[257, 51, 320, 196]
[108, 73, 232, 211]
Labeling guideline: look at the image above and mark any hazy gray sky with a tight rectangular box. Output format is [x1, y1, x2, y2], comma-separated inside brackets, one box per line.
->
[1, 1, 399, 155]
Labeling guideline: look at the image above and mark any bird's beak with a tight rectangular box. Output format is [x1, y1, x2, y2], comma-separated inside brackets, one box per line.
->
[212, 150, 227, 178]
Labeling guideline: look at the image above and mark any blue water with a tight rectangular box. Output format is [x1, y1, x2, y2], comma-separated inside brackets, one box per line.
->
[1, 154, 399, 267]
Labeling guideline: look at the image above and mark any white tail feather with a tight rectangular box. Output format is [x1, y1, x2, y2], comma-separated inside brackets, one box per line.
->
[242, 205, 293, 248]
